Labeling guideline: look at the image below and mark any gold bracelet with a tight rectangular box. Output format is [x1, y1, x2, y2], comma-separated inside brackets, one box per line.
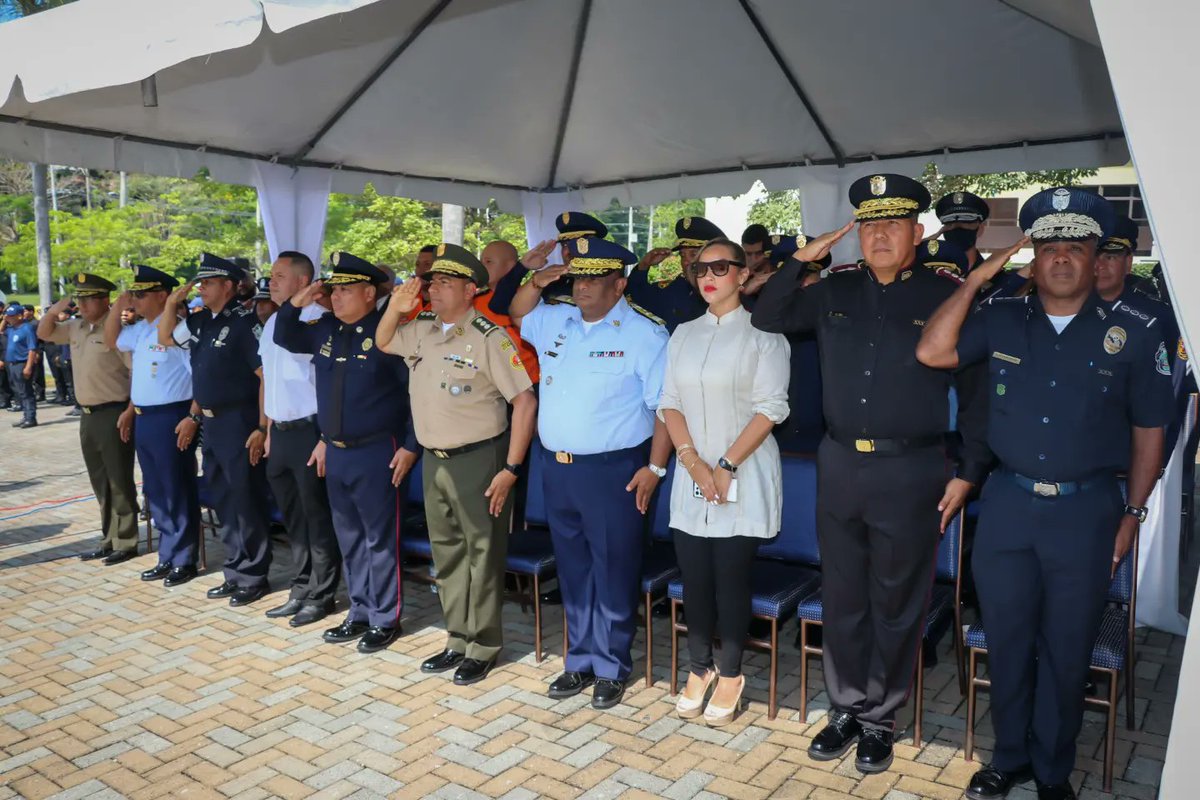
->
[676, 443, 695, 456]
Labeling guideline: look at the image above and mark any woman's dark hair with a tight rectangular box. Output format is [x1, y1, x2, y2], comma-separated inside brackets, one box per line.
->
[695, 237, 747, 266]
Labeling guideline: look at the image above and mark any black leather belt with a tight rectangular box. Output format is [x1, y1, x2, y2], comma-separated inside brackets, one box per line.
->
[426, 432, 504, 460]
[322, 431, 391, 450]
[273, 415, 317, 431]
[829, 431, 947, 455]
[199, 402, 254, 418]
[80, 400, 128, 415]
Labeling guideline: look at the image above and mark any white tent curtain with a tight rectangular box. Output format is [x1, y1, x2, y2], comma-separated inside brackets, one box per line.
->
[251, 162, 332, 264]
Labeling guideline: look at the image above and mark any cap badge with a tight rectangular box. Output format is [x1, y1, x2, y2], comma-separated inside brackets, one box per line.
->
[577, 238, 589, 255]
[561, 212, 570, 225]
[953, 192, 964, 204]
[331, 252, 341, 267]
[77, 274, 86, 284]
[870, 175, 887, 196]
[1103, 325, 1127, 355]
[769, 235, 781, 246]
[796, 234, 807, 248]
[1052, 188, 1071, 212]
[436, 244, 446, 257]
[928, 240, 939, 256]
[682, 218, 692, 230]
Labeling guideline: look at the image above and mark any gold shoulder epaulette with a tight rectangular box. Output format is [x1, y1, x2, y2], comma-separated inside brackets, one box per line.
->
[417, 310, 437, 321]
[471, 315, 499, 335]
[627, 300, 665, 327]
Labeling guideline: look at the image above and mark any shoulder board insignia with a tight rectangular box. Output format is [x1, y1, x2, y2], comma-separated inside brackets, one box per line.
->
[1113, 302, 1156, 327]
[547, 294, 576, 306]
[234, 306, 253, 318]
[627, 300, 665, 327]
[471, 315, 499, 335]
[417, 311, 437, 321]
[932, 266, 964, 285]
[519, 271, 535, 287]
[983, 295, 1029, 306]
[829, 262, 865, 274]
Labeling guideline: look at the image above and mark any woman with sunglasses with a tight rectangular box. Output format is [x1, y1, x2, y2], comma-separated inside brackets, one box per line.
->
[657, 238, 791, 725]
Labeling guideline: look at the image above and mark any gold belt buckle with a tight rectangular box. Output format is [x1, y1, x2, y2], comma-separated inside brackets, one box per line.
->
[134, 407, 143, 416]
[1033, 481, 1060, 497]
[202, 409, 215, 418]
[330, 440, 347, 449]
[855, 439, 875, 453]
[431, 449, 449, 460]
[555, 451, 573, 464]
[81, 407, 92, 415]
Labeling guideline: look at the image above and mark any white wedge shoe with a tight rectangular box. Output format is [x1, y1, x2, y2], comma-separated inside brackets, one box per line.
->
[703, 675, 746, 727]
[675, 670, 717, 719]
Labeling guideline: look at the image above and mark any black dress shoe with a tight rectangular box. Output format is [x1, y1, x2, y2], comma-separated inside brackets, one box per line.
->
[141, 563, 171, 581]
[453, 658, 495, 686]
[966, 765, 1032, 800]
[207, 581, 238, 599]
[548, 671, 595, 699]
[80, 547, 113, 562]
[854, 728, 894, 774]
[12, 420, 37, 428]
[265, 598, 304, 618]
[1035, 781, 1076, 800]
[103, 549, 137, 566]
[163, 566, 197, 587]
[324, 618, 371, 643]
[289, 601, 334, 627]
[591, 678, 625, 709]
[357, 626, 401, 653]
[808, 710, 863, 760]
[229, 585, 268, 607]
[421, 649, 465, 674]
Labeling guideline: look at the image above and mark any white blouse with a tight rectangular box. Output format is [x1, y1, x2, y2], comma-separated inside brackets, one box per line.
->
[657, 305, 791, 539]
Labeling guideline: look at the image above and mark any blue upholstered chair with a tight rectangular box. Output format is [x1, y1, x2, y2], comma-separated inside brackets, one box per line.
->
[504, 443, 557, 662]
[638, 459, 681, 687]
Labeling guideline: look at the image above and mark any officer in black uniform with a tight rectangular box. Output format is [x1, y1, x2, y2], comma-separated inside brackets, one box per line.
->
[918, 188, 1174, 800]
[1096, 214, 1180, 364]
[627, 216, 723, 332]
[751, 174, 992, 774]
[158, 253, 273, 607]
[488, 211, 600, 315]
[935, 190, 991, 273]
[273, 252, 419, 654]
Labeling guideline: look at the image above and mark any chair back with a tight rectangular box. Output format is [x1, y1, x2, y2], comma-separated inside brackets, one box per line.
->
[758, 455, 820, 566]
[649, 458, 677, 544]
[524, 440, 549, 528]
[1108, 542, 1136, 605]
[935, 510, 964, 583]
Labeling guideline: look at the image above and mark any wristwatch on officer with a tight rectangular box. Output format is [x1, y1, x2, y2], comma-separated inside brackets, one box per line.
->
[1124, 504, 1148, 524]
[503, 463, 521, 477]
[188, 413, 202, 425]
[717, 457, 738, 475]
[647, 463, 667, 479]
[256, 425, 268, 435]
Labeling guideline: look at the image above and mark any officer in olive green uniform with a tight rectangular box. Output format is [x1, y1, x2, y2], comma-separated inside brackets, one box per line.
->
[378, 243, 538, 686]
[36, 274, 140, 564]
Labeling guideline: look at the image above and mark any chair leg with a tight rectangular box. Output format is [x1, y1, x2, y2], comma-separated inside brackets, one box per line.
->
[954, 621, 967, 697]
[913, 646, 924, 747]
[644, 593, 653, 689]
[799, 621, 809, 724]
[965, 649, 977, 762]
[670, 599, 680, 697]
[768, 618, 779, 721]
[533, 574, 543, 663]
[1105, 670, 1118, 792]
[1125, 635, 1136, 731]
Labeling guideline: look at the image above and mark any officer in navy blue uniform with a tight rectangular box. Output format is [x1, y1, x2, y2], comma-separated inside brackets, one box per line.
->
[935, 190, 991, 273]
[488, 211, 602, 315]
[157, 254, 273, 607]
[274, 252, 419, 654]
[510, 235, 672, 710]
[626, 216, 723, 332]
[752, 174, 993, 774]
[918, 188, 1174, 800]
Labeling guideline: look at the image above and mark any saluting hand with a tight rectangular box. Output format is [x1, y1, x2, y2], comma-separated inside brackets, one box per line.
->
[637, 248, 673, 271]
[794, 220, 856, 264]
[532, 264, 569, 290]
[484, 470, 518, 518]
[625, 466, 662, 515]
[521, 239, 558, 271]
[389, 447, 418, 487]
[937, 477, 972, 533]
[113, 291, 134, 312]
[166, 281, 194, 308]
[387, 279, 422, 316]
[970, 236, 1030, 285]
[290, 280, 325, 308]
[48, 296, 72, 315]
[306, 439, 327, 478]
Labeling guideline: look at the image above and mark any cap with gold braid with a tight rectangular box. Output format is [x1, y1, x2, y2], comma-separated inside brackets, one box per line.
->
[564, 236, 637, 276]
[428, 242, 489, 289]
[555, 211, 608, 242]
[71, 273, 116, 298]
[671, 216, 725, 250]
[849, 173, 931, 221]
[768, 232, 831, 271]
[130, 264, 179, 291]
[325, 251, 388, 285]
[1101, 214, 1139, 253]
[916, 238, 969, 276]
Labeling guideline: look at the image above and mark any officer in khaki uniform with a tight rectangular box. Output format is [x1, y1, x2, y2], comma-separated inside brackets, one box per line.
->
[36, 274, 140, 564]
[377, 243, 538, 686]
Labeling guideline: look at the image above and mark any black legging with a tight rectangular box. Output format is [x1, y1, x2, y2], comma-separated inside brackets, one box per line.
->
[672, 529, 761, 678]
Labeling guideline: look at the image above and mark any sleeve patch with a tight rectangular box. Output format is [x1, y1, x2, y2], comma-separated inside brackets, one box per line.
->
[1156, 341, 1172, 375]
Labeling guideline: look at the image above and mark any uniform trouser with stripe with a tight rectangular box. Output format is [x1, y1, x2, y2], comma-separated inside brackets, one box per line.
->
[974, 471, 1120, 784]
[201, 405, 272, 588]
[424, 435, 511, 661]
[265, 422, 341, 605]
[816, 434, 946, 731]
[325, 436, 402, 629]
[135, 402, 201, 568]
[543, 441, 648, 681]
[79, 404, 139, 553]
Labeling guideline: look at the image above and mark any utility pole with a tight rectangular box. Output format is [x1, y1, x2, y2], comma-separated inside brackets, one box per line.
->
[84, 170, 92, 210]
[441, 203, 464, 247]
[49, 165, 58, 212]
[119, 171, 127, 207]
[30, 163, 53, 308]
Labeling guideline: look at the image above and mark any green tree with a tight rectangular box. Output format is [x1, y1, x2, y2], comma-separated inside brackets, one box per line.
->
[323, 185, 440, 270]
[919, 163, 1100, 200]
[748, 189, 803, 234]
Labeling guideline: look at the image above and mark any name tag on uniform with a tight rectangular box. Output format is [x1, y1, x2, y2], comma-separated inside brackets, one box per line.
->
[992, 352, 1022, 365]
[588, 351, 625, 358]
[543, 350, 558, 358]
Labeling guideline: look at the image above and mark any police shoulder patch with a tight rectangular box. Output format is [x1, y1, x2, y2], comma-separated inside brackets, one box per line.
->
[233, 305, 252, 318]
[471, 315, 499, 336]
[931, 266, 964, 285]
[1156, 341, 1171, 375]
[627, 301, 665, 327]
[829, 261, 865, 275]
[416, 310, 437, 321]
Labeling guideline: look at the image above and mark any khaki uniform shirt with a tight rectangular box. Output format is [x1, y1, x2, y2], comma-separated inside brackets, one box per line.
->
[44, 311, 132, 406]
[382, 308, 533, 451]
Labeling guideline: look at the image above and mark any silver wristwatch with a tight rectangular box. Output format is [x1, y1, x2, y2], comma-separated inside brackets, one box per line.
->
[647, 463, 667, 478]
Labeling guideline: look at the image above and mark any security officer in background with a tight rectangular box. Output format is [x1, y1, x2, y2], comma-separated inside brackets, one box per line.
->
[260, 251, 341, 628]
[107, 266, 201, 587]
[751, 174, 994, 773]
[378, 244, 538, 685]
[158, 253, 273, 606]
[38, 274, 139, 564]
[741, 223, 772, 275]
[1096, 214, 1180, 364]
[275, 252, 419, 654]
[488, 211, 603, 315]
[5, 304, 39, 428]
[934, 190, 991, 273]
[918, 188, 1173, 800]
[627, 215, 723, 332]
[253, 277, 279, 325]
[510, 235, 672, 709]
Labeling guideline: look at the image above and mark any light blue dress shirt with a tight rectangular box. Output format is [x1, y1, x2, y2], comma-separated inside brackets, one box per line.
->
[116, 315, 193, 407]
[521, 297, 668, 455]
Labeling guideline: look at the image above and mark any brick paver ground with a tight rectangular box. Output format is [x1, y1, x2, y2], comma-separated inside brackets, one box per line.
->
[0, 402, 1192, 799]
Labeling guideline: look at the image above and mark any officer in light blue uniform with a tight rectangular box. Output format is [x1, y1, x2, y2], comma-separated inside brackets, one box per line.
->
[511, 235, 671, 709]
[274, 252, 420, 654]
[161, 253, 273, 607]
[626, 216, 722, 333]
[918, 188, 1174, 800]
[109, 266, 202, 586]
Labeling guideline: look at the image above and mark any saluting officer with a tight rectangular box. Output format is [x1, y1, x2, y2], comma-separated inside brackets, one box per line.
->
[934, 190, 991, 273]
[38, 274, 139, 565]
[918, 188, 1173, 800]
[489, 211, 604, 315]
[628, 216, 724, 332]
[158, 254, 273, 606]
[510, 235, 672, 710]
[274, 252, 419, 654]
[107, 266, 202, 586]
[377, 244, 537, 685]
[1096, 214, 1180, 364]
[751, 174, 993, 773]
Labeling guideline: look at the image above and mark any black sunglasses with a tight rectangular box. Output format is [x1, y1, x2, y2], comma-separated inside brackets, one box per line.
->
[689, 259, 744, 279]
